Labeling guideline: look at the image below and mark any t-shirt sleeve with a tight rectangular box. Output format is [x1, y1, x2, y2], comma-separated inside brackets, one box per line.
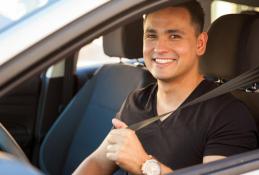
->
[204, 101, 259, 157]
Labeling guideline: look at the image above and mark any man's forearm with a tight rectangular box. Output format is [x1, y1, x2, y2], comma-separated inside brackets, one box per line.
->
[159, 162, 173, 175]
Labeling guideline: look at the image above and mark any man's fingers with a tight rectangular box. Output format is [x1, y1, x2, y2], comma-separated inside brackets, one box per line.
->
[106, 151, 121, 166]
[112, 118, 128, 129]
[106, 152, 117, 161]
[107, 144, 117, 152]
[107, 134, 116, 144]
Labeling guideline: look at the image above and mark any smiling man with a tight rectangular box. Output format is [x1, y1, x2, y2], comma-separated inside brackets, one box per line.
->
[73, 1, 258, 175]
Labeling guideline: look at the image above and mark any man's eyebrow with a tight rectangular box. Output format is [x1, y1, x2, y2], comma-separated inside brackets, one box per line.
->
[144, 28, 185, 35]
[144, 28, 156, 33]
[166, 29, 185, 35]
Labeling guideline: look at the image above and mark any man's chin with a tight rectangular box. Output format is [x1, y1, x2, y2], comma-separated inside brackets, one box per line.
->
[149, 70, 181, 83]
[155, 76, 177, 83]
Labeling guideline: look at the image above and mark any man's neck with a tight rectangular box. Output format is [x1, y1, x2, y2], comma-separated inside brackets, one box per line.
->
[156, 74, 204, 115]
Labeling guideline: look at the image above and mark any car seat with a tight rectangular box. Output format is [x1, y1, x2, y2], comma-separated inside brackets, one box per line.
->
[200, 13, 259, 128]
[39, 18, 155, 175]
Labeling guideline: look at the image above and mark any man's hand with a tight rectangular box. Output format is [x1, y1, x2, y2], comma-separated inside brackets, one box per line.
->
[106, 118, 149, 174]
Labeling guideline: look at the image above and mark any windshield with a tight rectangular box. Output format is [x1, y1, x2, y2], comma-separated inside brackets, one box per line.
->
[0, 0, 110, 66]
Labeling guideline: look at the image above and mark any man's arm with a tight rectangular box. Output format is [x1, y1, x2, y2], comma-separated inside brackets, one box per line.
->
[106, 119, 227, 174]
[202, 101, 258, 165]
[73, 118, 226, 175]
[72, 133, 118, 175]
[105, 118, 173, 175]
[203, 155, 226, 163]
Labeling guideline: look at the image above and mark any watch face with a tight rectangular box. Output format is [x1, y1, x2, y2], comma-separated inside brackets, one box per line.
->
[142, 159, 161, 175]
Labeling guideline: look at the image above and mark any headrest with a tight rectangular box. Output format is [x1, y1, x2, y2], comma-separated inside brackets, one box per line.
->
[200, 14, 259, 80]
[103, 18, 143, 59]
[245, 18, 259, 70]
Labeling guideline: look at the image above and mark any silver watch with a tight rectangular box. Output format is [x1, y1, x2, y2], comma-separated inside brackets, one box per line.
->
[141, 156, 161, 175]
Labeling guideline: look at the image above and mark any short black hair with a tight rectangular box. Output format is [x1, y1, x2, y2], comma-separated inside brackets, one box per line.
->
[144, 0, 205, 35]
[175, 0, 205, 34]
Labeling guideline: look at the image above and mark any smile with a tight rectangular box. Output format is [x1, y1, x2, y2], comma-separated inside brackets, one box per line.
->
[152, 58, 177, 64]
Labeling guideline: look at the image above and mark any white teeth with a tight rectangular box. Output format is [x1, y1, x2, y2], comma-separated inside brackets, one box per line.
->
[154, 58, 176, 64]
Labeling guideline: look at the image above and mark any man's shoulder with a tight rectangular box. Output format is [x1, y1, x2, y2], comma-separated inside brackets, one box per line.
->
[209, 91, 246, 110]
[193, 80, 252, 121]
[201, 80, 244, 107]
[201, 84, 254, 127]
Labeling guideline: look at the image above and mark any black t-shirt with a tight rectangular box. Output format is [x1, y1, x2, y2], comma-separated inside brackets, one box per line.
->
[115, 80, 258, 171]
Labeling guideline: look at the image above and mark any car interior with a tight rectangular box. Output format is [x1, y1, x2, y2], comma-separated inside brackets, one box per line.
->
[0, 0, 259, 175]
[39, 9, 259, 175]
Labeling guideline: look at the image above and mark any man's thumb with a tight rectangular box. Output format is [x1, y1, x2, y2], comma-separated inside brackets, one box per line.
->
[112, 118, 128, 129]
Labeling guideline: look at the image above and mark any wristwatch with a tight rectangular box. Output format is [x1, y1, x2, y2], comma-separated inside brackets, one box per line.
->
[141, 155, 161, 175]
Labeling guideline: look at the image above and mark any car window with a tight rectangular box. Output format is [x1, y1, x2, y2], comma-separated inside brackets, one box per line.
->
[77, 36, 132, 68]
[211, 0, 259, 22]
[77, 37, 120, 67]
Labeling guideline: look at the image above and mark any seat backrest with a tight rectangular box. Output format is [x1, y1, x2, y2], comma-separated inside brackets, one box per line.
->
[39, 18, 154, 175]
[232, 16, 259, 128]
[200, 13, 259, 127]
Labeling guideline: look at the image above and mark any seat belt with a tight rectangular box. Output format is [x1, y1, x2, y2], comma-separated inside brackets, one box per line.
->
[128, 65, 259, 131]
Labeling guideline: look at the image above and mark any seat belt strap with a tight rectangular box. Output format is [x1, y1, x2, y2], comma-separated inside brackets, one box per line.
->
[128, 65, 259, 131]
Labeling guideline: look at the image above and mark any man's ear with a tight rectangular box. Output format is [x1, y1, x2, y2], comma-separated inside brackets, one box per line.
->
[196, 32, 208, 56]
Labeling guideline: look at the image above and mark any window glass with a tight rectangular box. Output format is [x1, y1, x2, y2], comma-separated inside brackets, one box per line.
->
[0, 0, 57, 32]
[77, 37, 131, 68]
[211, 1, 259, 22]
[0, 0, 110, 66]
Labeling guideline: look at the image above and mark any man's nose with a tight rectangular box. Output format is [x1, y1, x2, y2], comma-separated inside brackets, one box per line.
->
[154, 37, 170, 53]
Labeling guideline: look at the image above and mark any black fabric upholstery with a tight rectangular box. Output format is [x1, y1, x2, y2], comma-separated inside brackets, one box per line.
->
[39, 64, 155, 175]
[103, 18, 143, 59]
[232, 17, 259, 128]
[201, 14, 259, 128]
[245, 18, 259, 69]
[200, 14, 255, 79]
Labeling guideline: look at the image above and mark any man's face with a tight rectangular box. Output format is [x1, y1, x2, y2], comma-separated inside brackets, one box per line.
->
[143, 7, 207, 82]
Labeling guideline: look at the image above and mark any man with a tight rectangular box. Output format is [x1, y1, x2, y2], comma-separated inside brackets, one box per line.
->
[73, 1, 258, 174]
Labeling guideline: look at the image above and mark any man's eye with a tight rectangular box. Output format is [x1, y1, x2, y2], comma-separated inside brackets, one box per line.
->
[170, 34, 181, 39]
[145, 34, 157, 39]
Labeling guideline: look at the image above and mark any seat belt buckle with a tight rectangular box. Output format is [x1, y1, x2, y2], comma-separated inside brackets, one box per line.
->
[244, 83, 259, 93]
